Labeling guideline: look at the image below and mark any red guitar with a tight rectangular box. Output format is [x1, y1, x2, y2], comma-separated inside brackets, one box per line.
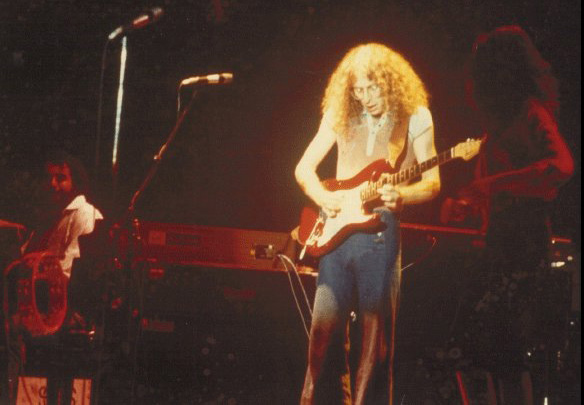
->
[297, 139, 483, 258]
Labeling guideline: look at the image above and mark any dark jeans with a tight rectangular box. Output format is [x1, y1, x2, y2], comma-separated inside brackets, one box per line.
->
[302, 211, 400, 404]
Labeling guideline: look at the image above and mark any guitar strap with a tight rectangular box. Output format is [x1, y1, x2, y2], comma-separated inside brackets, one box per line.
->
[386, 115, 410, 171]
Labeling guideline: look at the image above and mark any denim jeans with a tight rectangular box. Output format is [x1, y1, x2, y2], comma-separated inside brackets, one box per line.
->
[301, 211, 400, 405]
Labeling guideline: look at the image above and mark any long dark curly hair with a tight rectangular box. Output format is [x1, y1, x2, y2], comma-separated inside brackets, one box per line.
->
[467, 25, 559, 126]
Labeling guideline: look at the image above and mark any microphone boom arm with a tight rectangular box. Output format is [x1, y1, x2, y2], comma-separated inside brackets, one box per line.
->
[126, 91, 197, 216]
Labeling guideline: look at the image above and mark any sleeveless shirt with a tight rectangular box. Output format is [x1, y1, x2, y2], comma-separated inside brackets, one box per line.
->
[330, 106, 433, 180]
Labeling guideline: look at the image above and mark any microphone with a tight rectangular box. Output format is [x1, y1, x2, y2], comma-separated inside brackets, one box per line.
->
[180, 73, 234, 86]
[108, 7, 164, 40]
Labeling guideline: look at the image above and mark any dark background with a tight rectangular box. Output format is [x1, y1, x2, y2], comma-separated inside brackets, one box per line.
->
[0, 0, 580, 242]
[0, 1, 580, 403]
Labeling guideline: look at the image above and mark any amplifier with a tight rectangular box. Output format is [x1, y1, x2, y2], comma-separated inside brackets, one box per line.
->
[134, 221, 298, 271]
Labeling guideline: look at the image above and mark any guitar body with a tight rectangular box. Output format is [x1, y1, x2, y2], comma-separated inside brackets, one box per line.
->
[298, 159, 393, 258]
[296, 138, 484, 258]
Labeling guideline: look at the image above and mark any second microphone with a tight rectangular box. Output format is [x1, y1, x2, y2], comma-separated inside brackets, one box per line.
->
[180, 73, 233, 86]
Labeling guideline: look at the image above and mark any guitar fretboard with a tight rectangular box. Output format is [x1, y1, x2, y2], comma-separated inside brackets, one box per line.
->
[360, 147, 454, 202]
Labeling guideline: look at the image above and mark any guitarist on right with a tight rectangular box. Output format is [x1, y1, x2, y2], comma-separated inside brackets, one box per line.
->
[442, 26, 574, 405]
[295, 43, 441, 405]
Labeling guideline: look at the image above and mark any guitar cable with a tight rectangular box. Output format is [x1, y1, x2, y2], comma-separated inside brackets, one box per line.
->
[399, 234, 437, 273]
[276, 233, 438, 341]
[277, 254, 313, 339]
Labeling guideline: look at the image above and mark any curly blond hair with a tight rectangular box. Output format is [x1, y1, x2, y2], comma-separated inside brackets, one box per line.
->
[322, 43, 429, 135]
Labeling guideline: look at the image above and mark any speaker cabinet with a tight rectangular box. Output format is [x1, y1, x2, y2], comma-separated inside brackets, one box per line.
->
[122, 262, 316, 404]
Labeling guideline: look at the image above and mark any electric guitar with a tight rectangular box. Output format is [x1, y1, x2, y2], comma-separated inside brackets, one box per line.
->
[297, 138, 483, 258]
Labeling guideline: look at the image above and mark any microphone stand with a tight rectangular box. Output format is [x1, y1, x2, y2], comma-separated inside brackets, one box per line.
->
[92, 15, 163, 404]
[126, 89, 198, 217]
[119, 87, 198, 279]
[116, 88, 197, 405]
[91, 33, 124, 405]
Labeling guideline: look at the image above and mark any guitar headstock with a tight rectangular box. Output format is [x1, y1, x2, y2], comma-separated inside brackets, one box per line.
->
[453, 138, 483, 161]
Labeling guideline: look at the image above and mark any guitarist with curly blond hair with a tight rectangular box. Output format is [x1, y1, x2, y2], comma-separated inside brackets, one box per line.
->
[295, 43, 441, 404]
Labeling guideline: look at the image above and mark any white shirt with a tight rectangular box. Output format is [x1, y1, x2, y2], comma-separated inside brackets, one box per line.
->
[24, 195, 104, 277]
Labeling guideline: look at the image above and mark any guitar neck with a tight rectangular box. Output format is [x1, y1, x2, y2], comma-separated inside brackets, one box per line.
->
[361, 147, 455, 202]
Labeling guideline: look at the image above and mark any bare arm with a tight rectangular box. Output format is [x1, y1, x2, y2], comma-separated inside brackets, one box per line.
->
[295, 116, 343, 217]
[379, 123, 441, 211]
[441, 102, 574, 227]
[399, 126, 441, 204]
[472, 104, 573, 200]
